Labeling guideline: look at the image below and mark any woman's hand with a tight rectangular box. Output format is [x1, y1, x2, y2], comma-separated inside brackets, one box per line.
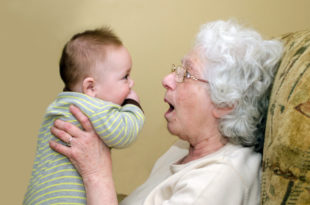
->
[49, 105, 110, 178]
[49, 105, 118, 205]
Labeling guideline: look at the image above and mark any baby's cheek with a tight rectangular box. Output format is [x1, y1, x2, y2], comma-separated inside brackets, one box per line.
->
[123, 89, 130, 100]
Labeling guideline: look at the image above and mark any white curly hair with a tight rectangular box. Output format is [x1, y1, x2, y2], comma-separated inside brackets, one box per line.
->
[195, 20, 283, 147]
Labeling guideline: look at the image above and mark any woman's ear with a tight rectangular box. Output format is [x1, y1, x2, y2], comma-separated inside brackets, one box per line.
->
[212, 105, 234, 118]
[82, 77, 96, 97]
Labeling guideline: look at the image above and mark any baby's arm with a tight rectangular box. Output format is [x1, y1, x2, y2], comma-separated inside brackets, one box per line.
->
[89, 91, 144, 149]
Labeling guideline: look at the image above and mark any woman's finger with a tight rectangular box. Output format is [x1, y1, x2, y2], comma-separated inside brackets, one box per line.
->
[49, 140, 71, 158]
[51, 126, 73, 143]
[53, 118, 84, 139]
[69, 105, 94, 132]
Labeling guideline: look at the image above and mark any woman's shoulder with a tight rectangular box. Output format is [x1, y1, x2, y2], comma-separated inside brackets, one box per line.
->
[221, 143, 262, 168]
[178, 143, 261, 186]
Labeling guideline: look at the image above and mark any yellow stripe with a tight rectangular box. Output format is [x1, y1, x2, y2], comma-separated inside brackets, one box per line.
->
[45, 162, 72, 172]
[40, 123, 52, 133]
[91, 106, 114, 118]
[99, 119, 122, 141]
[97, 114, 121, 134]
[37, 139, 63, 158]
[67, 119, 77, 123]
[114, 117, 132, 147]
[32, 157, 69, 180]
[121, 117, 130, 145]
[52, 105, 69, 110]
[25, 176, 82, 201]
[38, 139, 53, 151]
[57, 97, 94, 113]
[24, 182, 83, 204]
[36, 149, 53, 162]
[94, 112, 119, 130]
[127, 105, 145, 122]
[92, 113, 109, 124]
[105, 126, 124, 144]
[112, 114, 133, 147]
[41, 169, 77, 180]
[40, 116, 54, 129]
[39, 134, 54, 145]
[128, 114, 135, 143]
[136, 110, 144, 121]
[112, 108, 141, 146]
[124, 105, 143, 118]
[83, 94, 121, 110]
[29, 189, 86, 205]
[111, 127, 126, 147]
[52, 203, 84, 205]
[38, 132, 51, 144]
[40, 152, 58, 162]
[127, 113, 138, 136]
[58, 95, 99, 110]
[49, 156, 67, 163]
[38, 176, 82, 187]
[26, 170, 78, 198]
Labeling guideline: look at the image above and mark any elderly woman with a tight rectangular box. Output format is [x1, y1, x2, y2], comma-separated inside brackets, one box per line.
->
[50, 20, 283, 205]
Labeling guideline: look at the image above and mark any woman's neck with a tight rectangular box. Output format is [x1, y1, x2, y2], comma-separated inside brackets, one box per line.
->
[179, 135, 228, 164]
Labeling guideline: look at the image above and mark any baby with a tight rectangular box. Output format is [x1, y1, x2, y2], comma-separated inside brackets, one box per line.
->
[23, 28, 145, 205]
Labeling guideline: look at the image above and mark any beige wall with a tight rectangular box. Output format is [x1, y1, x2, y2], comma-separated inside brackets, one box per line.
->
[1, 0, 310, 203]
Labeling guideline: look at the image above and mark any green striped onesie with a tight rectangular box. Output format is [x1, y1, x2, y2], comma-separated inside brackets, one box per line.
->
[23, 92, 144, 205]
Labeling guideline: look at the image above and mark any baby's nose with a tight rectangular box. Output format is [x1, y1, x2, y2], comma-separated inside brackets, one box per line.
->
[129, 78, 134, 88]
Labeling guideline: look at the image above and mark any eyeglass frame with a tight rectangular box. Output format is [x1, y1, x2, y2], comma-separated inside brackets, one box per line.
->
[171, 64, 208, 84]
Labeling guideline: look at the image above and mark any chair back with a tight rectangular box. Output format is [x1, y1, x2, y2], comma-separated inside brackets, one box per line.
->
[262, 30, 310, 205]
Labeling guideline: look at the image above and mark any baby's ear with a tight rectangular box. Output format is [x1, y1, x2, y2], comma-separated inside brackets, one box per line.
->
[82, 77, 96, 97]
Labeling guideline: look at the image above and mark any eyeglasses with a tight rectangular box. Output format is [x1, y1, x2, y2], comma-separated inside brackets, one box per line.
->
[171, 64, 208, 84]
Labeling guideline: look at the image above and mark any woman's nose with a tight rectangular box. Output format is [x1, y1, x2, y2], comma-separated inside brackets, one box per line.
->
[162, 73, 176, 90]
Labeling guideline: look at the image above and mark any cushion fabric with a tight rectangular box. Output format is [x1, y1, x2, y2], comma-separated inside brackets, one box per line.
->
[262, 30, 310, 205]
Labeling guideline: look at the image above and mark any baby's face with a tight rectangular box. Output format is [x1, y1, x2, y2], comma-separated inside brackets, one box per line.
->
[94, 45, 134, 105]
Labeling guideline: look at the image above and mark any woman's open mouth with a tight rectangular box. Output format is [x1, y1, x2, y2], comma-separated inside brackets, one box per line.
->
[168, 103, 175, 113]
[164, 98, 175, 117]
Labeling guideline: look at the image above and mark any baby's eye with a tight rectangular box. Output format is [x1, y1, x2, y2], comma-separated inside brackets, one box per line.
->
[123, 74, 129, 79]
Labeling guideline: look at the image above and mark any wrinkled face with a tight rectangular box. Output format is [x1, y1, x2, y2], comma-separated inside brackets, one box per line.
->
[94, 45, 134, 105]
[162, 48, 219, 141]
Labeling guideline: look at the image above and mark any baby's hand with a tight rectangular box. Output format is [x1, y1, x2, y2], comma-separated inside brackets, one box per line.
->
[126, 90, 140, 102]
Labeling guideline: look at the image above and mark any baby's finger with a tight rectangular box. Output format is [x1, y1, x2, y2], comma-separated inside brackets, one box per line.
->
[69, 105, 94, 132]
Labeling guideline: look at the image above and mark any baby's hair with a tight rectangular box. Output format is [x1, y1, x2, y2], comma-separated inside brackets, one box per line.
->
[59, 27, 123, 91]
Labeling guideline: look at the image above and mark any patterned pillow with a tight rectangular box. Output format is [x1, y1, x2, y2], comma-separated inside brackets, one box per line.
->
[261, 30, 310, 204]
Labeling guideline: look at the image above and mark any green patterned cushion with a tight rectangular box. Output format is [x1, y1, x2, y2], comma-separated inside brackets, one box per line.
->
[261, 30, 310, 204]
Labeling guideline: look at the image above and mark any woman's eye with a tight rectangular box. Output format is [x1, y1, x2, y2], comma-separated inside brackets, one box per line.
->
[185, 71, 191, 78]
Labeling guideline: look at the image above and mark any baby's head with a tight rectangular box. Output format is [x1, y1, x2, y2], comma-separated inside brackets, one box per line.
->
[59, 27, 134, 105]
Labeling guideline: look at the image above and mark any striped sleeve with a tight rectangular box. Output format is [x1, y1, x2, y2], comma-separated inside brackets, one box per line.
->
[89, 100, 145, 148]
[50, 92, 145, 149]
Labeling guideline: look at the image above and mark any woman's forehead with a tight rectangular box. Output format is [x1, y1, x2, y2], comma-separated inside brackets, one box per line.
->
[182, 49, 204, 71]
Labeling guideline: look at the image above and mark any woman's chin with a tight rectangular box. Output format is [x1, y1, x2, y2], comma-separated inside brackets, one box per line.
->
[166, 119, 178, 135]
